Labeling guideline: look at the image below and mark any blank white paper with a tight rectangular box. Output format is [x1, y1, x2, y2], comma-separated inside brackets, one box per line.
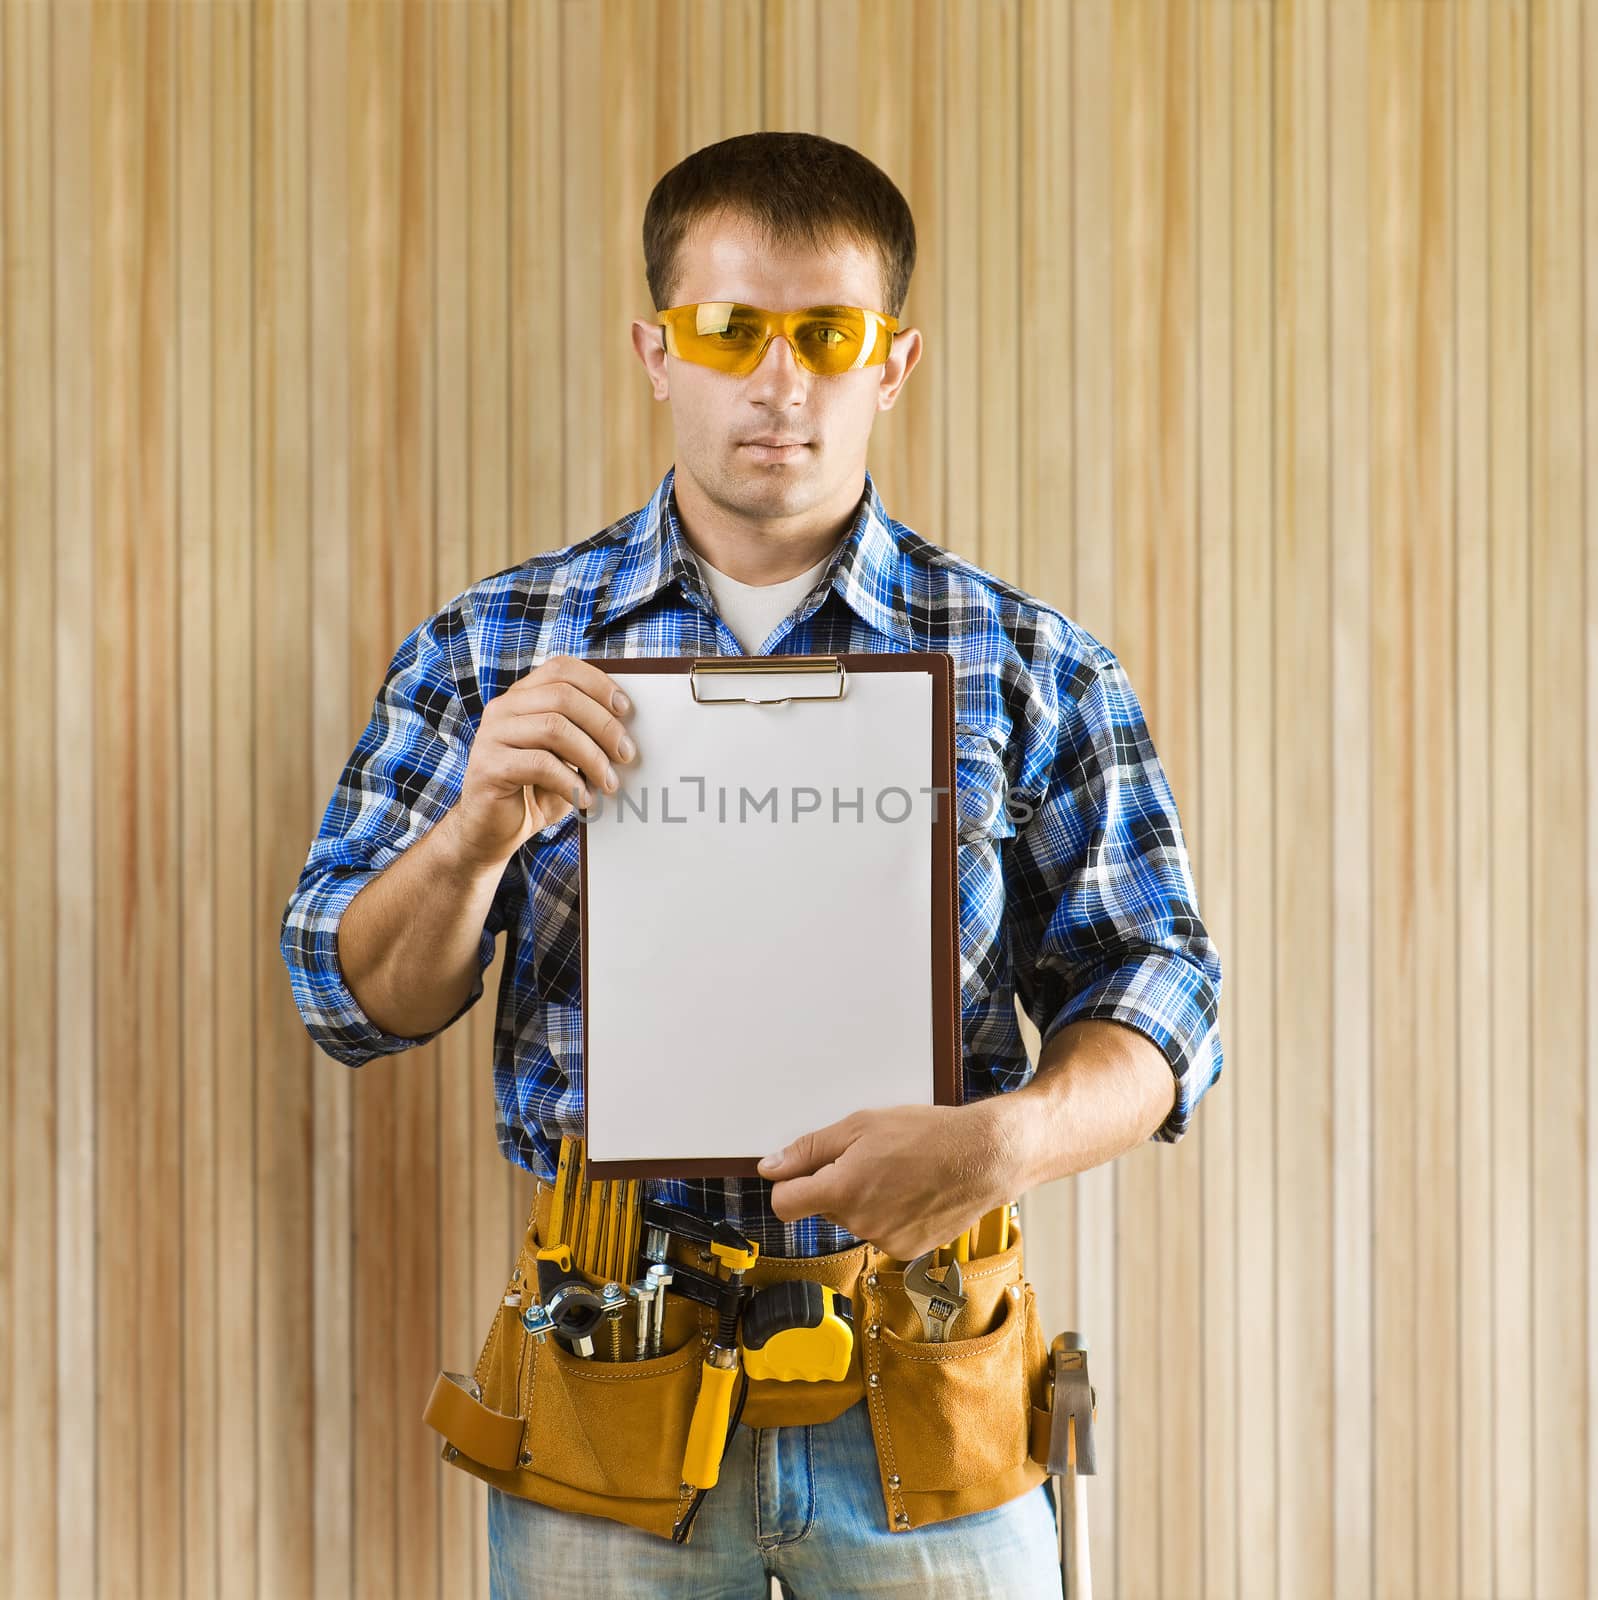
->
[582, 665, 935, 1168]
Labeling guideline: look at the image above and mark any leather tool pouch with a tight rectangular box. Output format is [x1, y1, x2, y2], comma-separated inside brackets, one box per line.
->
[860, 1224, 1054, 1532]
[425, 1185, 1058, 1541]
[423, 1183, 712, 1540]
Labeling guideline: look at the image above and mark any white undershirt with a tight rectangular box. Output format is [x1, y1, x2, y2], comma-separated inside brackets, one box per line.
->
[690, 545, 838, 655]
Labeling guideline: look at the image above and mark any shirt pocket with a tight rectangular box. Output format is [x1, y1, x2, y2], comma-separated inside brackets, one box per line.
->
[953, 726, 1018, 844]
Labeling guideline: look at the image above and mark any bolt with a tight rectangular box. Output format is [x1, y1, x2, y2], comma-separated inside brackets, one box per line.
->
[600, 1281, 627, 1361]
[645, 1262, 674, 1358]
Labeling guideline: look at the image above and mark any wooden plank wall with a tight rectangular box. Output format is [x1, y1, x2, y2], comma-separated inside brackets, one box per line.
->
[2, 2, 1592, 1596]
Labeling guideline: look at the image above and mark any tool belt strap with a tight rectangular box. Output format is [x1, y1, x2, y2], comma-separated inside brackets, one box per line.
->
[422, 1370, 523, 1472]
[1028, 1404, 1053, 1469]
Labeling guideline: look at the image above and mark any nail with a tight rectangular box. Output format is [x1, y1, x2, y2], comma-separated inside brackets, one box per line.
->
[605, 764, 619, 790]
[618, 734, 636, 761]
[612, 690, 631, 713]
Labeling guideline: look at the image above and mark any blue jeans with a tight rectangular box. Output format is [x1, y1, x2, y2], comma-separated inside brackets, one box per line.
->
[486, 1398, 1063, 1598]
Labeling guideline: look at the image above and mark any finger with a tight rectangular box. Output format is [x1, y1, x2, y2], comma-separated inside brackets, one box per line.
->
[510, 678, 638, 774]
[499, 678, 636, 777]
[503, 676, 634, 754]
[758, 1117, 859, 1179]
[768, 1169, 842, 1225]
[519, 654, 635, 717]
[495, 749, 599, 815]
[524, 768, 600, 833]
[501, 701, 624, 798]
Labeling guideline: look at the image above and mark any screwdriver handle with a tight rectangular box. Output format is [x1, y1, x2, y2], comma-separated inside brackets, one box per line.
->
[682, 1354, 740, 1491]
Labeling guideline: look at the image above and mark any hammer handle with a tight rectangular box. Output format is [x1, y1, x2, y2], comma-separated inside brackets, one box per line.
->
[1060, 1419, 1092, 1600]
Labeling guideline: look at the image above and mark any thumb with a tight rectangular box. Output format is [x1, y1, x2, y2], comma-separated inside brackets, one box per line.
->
[758, 1118, 857, 1179]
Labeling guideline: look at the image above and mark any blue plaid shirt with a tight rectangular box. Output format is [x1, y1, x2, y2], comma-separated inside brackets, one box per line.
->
[281, 464, 1223, 1255]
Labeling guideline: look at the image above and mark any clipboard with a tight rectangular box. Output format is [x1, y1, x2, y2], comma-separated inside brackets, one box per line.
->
[577, 652, 959, 1178]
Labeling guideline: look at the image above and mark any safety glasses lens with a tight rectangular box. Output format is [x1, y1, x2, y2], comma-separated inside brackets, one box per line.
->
[671, 304, 876, 374]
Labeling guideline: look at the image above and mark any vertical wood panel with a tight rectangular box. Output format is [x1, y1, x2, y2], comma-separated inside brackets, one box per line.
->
[3, 1, 55, 1596]
[1454, 3, 1492, 1595]
[1274, 0, 1334, 1594]
[177, 2, 222, 1594]
[1586, 4, 1598, 1591]
[1019, 0, 1071, 613]
[92, 3, 148, 1589]
[603, 0, 653, 521]
[976, 0, 1018, 583]
[212, 1, 258, 1592]
[6, 4, 1598, 1594]
[49, 1, 99, 1595]
[645, 0, 688, 493]
[1371, 5, 1420, 1591]
[1487, 5, 1534, 1593]
[856, 0, 914, 523]
[254, 2, 315, 1592]
[1195, 3, 1239, 1595]
[136, 0, 183, 1591]
[1530, 0, 1588, 1592]
[1233, 4, 1276, 1594]
[562, 2, 602, 534]
[510, 0, 563, 562]
[1, 9, 13, 1587]
[1411, 5, 1460, 1590]
[1328, 4, 1375, 1595]
[939, 0, 978, 569]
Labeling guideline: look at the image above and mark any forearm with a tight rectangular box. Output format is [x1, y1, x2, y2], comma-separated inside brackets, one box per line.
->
[992, 1017, 1177, 1192]
[336, 808, 507, 1039]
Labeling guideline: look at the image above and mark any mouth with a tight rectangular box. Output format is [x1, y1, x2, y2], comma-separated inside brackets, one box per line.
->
[740, 439, 809, 461]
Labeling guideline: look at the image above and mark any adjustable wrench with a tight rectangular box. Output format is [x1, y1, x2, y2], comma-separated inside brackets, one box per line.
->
[903, 1251, 967, 1342]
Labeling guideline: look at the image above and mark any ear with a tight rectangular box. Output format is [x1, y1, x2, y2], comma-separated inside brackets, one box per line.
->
[631, 318, 671, 401]
[877, 326, 922, 410]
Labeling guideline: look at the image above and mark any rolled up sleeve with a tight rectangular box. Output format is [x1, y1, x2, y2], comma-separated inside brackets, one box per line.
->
[1008, 640, 1224, 1142]
[279, 602, 499, 1067]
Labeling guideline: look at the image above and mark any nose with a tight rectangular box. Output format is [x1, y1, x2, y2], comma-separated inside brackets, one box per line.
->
[750, 328, 807, 384]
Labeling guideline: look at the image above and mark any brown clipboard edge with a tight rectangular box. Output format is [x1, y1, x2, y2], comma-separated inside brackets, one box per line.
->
[577, 651, 959, 1179]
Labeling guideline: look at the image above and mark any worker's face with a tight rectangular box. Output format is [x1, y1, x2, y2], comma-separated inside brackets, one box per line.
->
[630, 210, 921, 524]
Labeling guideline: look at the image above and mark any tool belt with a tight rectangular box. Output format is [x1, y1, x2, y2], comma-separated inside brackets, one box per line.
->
[425, 1179, 1062, 1542]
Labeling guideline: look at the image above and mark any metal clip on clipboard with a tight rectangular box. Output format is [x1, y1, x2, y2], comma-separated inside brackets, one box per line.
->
[688, 655, 849, 707]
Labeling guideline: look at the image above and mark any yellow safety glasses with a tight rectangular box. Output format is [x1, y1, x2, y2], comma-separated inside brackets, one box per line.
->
[656, 302, 900, 377]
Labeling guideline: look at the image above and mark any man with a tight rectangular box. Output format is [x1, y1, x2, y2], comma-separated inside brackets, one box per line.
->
[282, 131, 1222, 1598]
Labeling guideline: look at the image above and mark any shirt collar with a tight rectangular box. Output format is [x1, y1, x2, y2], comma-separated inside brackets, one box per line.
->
[589, 463, 914, 647]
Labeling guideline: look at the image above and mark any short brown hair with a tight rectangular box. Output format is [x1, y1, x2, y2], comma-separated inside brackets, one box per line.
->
[643, 132, 917, 321]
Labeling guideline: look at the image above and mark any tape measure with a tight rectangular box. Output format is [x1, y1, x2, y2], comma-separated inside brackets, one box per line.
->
[738, 1280, 855, 1383]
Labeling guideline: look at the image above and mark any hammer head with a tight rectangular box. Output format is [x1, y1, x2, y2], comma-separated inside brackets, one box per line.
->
[1047, 1331, 1097, 1476]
